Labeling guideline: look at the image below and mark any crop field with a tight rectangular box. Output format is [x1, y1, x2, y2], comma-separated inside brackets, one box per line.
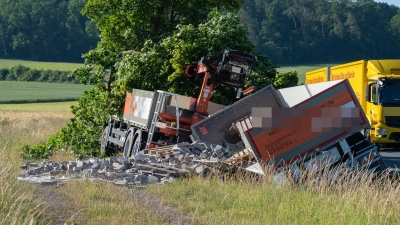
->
[0, 81, 93, 104]
[0, 59, 83, 71]
[277, 63, 343, 84]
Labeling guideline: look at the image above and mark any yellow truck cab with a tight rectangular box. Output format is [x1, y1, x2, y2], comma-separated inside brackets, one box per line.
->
[306, 60, 400, 147]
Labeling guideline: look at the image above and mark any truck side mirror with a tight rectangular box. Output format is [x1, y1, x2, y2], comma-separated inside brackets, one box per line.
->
[365, 84, 372, 102]
[371, 85, 378, 104]
[102, 69, 112, 90]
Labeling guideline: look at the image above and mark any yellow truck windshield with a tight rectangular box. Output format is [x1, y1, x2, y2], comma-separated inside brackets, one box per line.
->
[381, 84, 400, 106]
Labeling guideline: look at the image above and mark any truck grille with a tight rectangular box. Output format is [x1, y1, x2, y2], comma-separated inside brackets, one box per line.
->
[385, 116, 400, 128]
[389, 132, 400, 141]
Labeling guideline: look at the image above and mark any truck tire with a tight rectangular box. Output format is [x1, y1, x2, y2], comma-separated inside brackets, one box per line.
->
[123, 130, 134, 158]
[131, 130, 143, 157]
[101, 125, 114, 156]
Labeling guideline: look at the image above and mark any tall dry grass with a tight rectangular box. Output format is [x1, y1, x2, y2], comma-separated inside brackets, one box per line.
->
[0, 108, 166, 224]
[145, 163, 400, 225]
[0, 109, 73, 224]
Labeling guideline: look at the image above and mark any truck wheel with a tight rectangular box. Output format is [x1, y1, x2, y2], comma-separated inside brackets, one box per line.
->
[131, 130, 143, 157]
[101, 125, 114, 156]
[123, 131, 134, 158]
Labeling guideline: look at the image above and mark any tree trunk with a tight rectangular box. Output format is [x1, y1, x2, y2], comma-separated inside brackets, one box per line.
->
[0, 25, 7, 56]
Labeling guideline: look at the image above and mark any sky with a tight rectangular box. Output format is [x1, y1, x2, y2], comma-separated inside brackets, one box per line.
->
[374, 0, 400, 7]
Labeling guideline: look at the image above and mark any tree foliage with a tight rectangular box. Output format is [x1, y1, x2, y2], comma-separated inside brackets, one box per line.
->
[238, 0, 400, 65]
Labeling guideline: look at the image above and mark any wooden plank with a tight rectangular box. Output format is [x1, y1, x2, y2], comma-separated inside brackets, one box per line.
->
[245, 118, 252, 129]
[235, 122, 253, 151]
[149, 163, 190, 173]
[224, 148, 255, 165]
[240, 120, 248, 131]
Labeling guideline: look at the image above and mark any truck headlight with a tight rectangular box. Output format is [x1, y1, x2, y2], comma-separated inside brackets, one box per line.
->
[377, 128, 387, 135]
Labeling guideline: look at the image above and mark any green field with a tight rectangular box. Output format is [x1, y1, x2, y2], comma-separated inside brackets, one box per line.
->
[277, 63, 342, 84]
[0, 59, 83, 71]
[0, 81, 93, 104]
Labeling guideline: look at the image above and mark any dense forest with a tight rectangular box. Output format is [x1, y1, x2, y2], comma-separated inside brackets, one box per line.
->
[238, 0, 400, 65]
[0, 0, 99, 63]
[0, 0, 399, 65]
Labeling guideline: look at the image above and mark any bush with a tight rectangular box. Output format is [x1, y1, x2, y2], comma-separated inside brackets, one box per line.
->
[0, 64, 79, 83]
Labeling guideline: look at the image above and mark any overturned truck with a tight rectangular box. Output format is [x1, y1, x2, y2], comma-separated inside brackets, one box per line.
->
[191, 79, 387, 180]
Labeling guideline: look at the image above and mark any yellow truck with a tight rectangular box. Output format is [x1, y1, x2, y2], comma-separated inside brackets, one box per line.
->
[305, 60, 400, 148]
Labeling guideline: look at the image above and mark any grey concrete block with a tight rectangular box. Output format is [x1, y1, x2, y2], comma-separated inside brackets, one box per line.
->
[200, 152, 209, 159]
[194, 142, 205, 151]
[28, 168, 39, 175]
[106, 172, 116, 179]
[169, 157, 180, 165]
[134, 174, 147, 182]
[117, 157, 128, 164]
[100, 162, 111, 169]
[176, 142, 191, 147]
[148, 175, 159, 184]
[91, 162, 100, 169]
[193, 149, 201, 155]
[148, 156, 158, 163]
[89, 169, 98, 177]
[46, 165, 54, 171]
[41, 180, 54, 186]
[113, 163, 124, 171]
[29, 163, 39, 168]
[195, 165, 205, 174]
[76, 161, 84, 168]
[81, 169, 90, 177]
[115, 178, 127, 186]
[140, 176, 149, 185]
[61, 164, 68, 171]
[204, 143, 212, 151]
[123, 161, 131, 170]
[20, 163, 28, 170]
[213, 145, 223, 153]
[109, 157, 117, 164]
[216, 149, 224, 158]
[88, 158, 97, 163]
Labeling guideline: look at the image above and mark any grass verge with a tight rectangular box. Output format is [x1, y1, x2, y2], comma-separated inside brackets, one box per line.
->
[144, 169, 400, 225]
[0, 59, 83, 71]
[60, 181, 165, 225]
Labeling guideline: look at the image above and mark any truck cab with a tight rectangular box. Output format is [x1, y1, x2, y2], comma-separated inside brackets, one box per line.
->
[306, 59, 400, 147]
[366, 75, 400, 144]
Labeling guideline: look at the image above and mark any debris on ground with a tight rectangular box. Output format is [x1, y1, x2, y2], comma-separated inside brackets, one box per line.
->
[17, 140, 258, 188]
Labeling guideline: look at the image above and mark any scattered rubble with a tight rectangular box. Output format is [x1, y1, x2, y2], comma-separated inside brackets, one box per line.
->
[17, 140, 257, 188]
